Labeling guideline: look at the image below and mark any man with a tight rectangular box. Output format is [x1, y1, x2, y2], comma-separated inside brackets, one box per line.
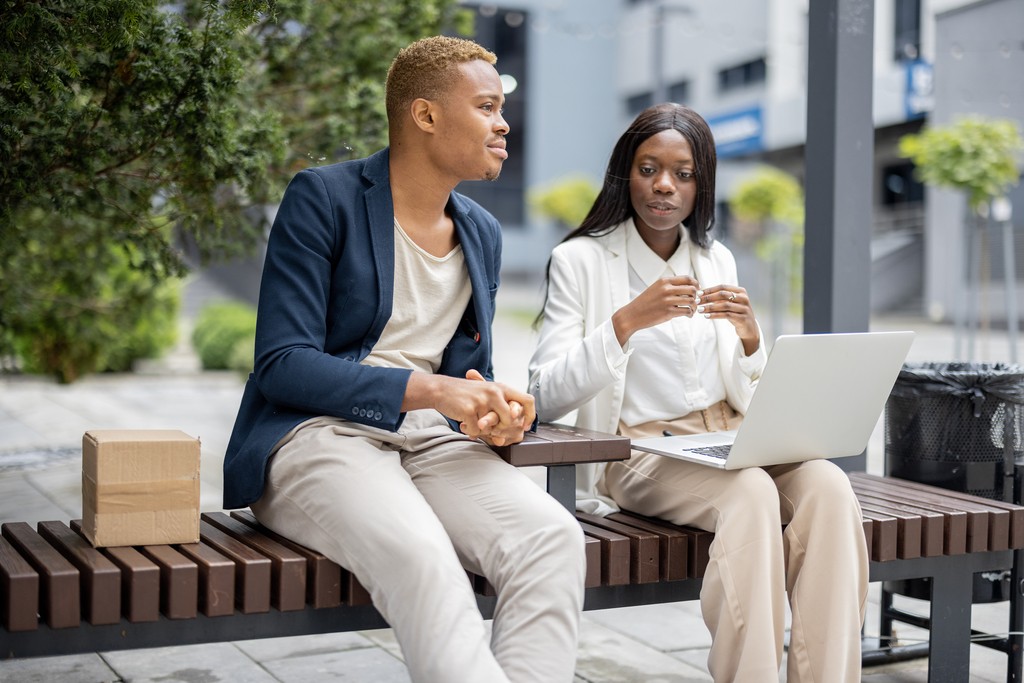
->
[222, 36, 586, 683]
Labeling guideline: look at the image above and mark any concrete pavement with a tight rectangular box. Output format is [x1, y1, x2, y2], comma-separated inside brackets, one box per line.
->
[0, 276, 1022, 682]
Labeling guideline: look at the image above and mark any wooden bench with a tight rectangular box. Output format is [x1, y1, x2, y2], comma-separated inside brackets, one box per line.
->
[2, 424, 1023, 683]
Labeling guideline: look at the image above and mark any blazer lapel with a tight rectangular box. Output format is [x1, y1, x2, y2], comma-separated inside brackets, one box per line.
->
[451, 198, 490, 329]
[601, 221, 632, 313]
[362, 150, 396, 336]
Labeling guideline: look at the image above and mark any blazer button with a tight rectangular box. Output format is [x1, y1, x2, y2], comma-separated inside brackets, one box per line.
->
[351, 407, 359, 415]
[359, 409, 367, 417]
[374, 411, 382, 420]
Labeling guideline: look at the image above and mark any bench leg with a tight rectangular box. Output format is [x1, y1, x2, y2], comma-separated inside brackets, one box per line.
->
[927, 558, 974, 683]
[1009, 547, 1024, 683]
[546, 464, 576, 513]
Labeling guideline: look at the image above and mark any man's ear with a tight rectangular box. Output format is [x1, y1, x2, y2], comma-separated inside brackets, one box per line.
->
[410, 98, 436, 133]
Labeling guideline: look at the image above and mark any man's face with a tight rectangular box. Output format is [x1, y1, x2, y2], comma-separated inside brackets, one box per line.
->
[433, 59, 509, 182]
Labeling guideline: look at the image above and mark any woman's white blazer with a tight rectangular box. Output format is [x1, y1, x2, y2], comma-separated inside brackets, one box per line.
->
[528, 221, 767, 514]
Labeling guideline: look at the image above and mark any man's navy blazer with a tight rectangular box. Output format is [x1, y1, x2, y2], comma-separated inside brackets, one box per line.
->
[223, 148, 501, 509]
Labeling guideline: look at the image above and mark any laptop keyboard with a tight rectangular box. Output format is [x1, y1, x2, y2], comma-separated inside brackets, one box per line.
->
[685, 444, 732, 460]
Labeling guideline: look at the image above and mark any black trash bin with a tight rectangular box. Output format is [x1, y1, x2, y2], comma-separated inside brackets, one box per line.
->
[884, 361, 1024, 602]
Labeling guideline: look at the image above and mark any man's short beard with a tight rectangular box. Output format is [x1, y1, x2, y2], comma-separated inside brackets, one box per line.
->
[483, 170, 502, 182]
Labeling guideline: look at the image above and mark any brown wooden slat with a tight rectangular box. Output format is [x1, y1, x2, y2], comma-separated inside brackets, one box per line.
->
[847, 483, 958, 557]
[533, 424, 631, 463]
[860, 510, 900, 562]
[202, 512, 306, 612]
[583, 535, 601, 588]
[851, 473, 999, 552]
[607, 511, 689, 581]
[69, 519, 159, 623]
[199, 521, 271, 614]
[677, 526, 714, 579]
[103, 547, 160, 623]
[490, 430, 554, 466]
[857, 501, 922, 559]
[888, 488, 989, 553]
[0, 535, 39, 632]
[469, 572, 497, 597]
[492, 423, 630, 467]
[862, 518, 873, 560]
[577, 512, 660, 584]
[2, 522, 79, 629]
[231, 510, 342, 609]
[139, 544, 198, 619]
[853, 492, 945, 557]
[852, 472, 1024, 548]
[176, 541, 235, 617]
[347, 572, 373, 606]
[578, 521, 630, 586]
[852, 477, 968, 555]
[38, 521, 121, 626]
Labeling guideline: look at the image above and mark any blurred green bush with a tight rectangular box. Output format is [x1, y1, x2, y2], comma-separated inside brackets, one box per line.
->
[192, 302, 257, 371]
[5, 212, 181, 383]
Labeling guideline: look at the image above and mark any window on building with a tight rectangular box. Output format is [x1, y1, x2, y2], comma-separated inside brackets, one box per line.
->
[881, 162, 924, 206]
[894, 0, 921, 61]
[626, 91, 654, 116]
[450, 5, 528, 227]
[717, 57, 767, 93]
[667, 80, 690, 104]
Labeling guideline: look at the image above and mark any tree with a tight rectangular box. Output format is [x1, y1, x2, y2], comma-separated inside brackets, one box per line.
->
[729, 166, 805, 341]
[0, 0, 467, 380]
[899, 117, 1022, 211]
[900, 117, 1023, 358]
[528, 175, 600, 229]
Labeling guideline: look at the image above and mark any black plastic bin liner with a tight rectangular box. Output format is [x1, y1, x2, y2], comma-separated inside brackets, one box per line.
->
[885, 361, 1024, 602]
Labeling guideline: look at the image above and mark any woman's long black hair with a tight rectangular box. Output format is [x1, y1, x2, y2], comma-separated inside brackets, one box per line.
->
[534, 103, 719, 327]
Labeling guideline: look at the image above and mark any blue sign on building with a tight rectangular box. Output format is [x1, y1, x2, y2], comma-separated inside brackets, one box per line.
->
[905, 60, 934, 119]
[707, 106, 764, 159]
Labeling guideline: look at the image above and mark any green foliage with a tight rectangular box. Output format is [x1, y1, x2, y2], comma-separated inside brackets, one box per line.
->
[0, 0, 466, 381]
[528, 175, 600, 228]
[227, 335, 256, 376]
[899, 117, 1023, 210]
[191, 301, 257, 370]
[254, 1, 474, 174]
[728, 167, 804, 227]
[4, 210, 181, 383]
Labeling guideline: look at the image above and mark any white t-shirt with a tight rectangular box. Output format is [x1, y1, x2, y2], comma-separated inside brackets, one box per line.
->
[361, 219, 472, 374]
[617, 223, 727, 426]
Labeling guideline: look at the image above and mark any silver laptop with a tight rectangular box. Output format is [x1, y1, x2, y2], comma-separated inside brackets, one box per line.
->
[630, 331, 915, 469]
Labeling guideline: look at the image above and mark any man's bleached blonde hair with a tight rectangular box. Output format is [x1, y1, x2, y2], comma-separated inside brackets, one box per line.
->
[386, 36, 497, 126]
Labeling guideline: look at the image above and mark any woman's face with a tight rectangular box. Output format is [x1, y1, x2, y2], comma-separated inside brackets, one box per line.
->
[629, 128, 698, 243]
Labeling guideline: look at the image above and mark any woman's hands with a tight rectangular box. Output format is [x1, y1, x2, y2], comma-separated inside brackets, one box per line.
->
[611, 277, 760, 356]
[694, 284, 760, 356]
[611, 275, 701, 347]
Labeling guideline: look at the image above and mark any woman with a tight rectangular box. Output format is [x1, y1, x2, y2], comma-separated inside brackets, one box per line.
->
[528, 103, 867, 682]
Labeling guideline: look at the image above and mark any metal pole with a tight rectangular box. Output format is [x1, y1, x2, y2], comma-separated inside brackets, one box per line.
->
[803, 0, 875, 472]
[803, 0, 874, 336]
[994, 198, 1018, 363]
[967, 209, 979, 361]
[653, 1, 666, 104]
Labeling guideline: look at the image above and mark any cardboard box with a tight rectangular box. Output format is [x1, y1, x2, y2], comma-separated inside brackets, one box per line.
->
[82, 429, 201, 547]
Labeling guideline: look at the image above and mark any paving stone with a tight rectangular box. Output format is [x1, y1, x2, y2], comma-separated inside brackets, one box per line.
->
[101, 642, 277, 682]
[584, 603, 712, 652]
[234, 632, 376, 662]
[576, 618, 712, 682]
[259, 646, 412, 683]
[0, 653, 119, 683]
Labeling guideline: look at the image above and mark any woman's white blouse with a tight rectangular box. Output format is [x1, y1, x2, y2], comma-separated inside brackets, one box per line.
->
[618, 223, 727, 425]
